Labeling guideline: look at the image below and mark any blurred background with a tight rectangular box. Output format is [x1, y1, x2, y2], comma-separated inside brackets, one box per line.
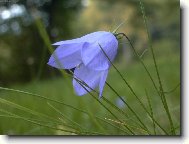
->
[0, 0, 180, 134]
[0, 0, 179, 85]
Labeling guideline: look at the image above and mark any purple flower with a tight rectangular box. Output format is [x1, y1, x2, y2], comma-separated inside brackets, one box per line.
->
[48, 31, 118, 97]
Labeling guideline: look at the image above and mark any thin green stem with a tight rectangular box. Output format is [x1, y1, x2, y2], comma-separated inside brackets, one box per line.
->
[138, 0, 175, 134]
[145, 89, 156, 134]
[0, 109, 103, 135]
[98, 43, 168, 134]
[105, 82, 150, 134]
[47, 102, 85, 131]
[75, 79, 134, 135]
[0, 86, 87, 115]
[102, 97, 129, 118]
[96, 116, 128, 135]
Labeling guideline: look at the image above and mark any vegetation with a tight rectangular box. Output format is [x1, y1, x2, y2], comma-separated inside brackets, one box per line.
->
[0, 0, 180, 135]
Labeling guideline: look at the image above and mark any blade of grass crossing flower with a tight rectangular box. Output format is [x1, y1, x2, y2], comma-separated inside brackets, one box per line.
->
[75, 79, 134, 135]
[69, 70, 144, 131]
[98, 44, 168, 134]
[34, 17, 61, 69]
[70, 70, 146, 134]
[69, 70, 130, 120]
[98, 43, 150, 132]
[68, 70, 136, 134]
[138, 0, 175, 134]
[69, 71, 136, 134]
[33, 14, 71, 87]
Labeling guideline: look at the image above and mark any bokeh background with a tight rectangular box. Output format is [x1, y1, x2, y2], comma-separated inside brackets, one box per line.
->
[0, 0, 180, 135]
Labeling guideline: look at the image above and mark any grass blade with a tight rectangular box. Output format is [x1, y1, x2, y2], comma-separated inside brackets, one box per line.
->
[0, 86, 87, 115]
[138, 0, 175, 134]
[145, 89, 156, 134]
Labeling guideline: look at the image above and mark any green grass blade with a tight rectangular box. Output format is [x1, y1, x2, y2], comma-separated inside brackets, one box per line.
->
[47, 102, 85, 131]
[138, 0, 175, 134]
[96, 117, 131, 135]
[75, 79, 134, 135]
[102, 96, 129, 118]
[145, 89, 156, 134]
[47, 102, 105, 135]
[105, 82, 150, 134]
[0, 109, 81, 134]
[0, 86, 87, 115]
[98, 44, 168, 134]
[0, 97, 67, 126]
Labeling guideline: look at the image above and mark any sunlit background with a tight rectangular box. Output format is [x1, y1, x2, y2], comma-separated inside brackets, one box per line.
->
[0, 0, 180, 135]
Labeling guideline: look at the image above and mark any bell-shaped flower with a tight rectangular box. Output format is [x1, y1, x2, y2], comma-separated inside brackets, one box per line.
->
[48, 31, 118, 97]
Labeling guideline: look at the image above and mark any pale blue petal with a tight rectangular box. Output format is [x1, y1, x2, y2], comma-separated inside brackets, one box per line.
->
[79, 31, 111, 42]
[99, 70, 108, 98]
[52, 31, 111, 46]
[52, 38, 82, 46]
[73, 64, 101, 96]
[81, 33, 118, 71]
[47, 43, 84, 69]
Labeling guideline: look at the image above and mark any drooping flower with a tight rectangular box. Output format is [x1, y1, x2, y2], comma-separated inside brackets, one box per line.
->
[48, 31, 118, 97]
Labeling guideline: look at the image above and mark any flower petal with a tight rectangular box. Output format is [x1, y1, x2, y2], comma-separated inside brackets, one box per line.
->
[47, 43, 84, 69]
[73, 64, 101, 96]
[99, 70, 108, 98]
[52, 31, 112, 45]
[81, 32, 118, 70]
[79, 31, 112, 42]
[52, 38, 81, 46]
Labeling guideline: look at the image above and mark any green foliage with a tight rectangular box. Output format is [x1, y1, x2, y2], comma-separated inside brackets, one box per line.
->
[0, 42, 180, 134]
[0, 0, 82, 85]
[0, 0, 180, 135]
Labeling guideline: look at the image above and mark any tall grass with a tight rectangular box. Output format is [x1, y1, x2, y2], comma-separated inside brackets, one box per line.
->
[0, 0, 180, 135]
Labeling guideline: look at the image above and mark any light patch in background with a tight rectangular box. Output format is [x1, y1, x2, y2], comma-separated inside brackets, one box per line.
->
[1, 10, 11, 20]
[115, 96, 126, 109]
[81, 0, 90, 7]
[0, 23, 8, 33]
[0, 136, 6, 144]
[0, 4, 25, 20]
[10, 21, 21, 35]
[10, 4, 25, 17]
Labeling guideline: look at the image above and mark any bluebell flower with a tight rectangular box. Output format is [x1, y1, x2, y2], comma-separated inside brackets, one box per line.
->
[48, 31, 118, 97]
